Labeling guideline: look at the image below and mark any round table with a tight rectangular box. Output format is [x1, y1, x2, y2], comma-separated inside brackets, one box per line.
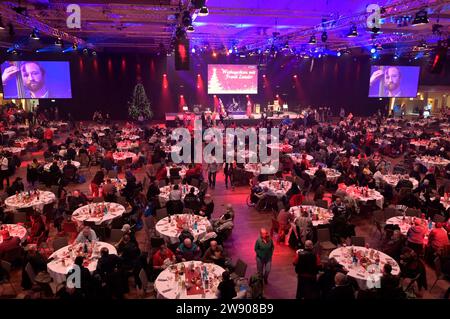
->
[244, 163, 278, 175]
[258, 180, 292, 198]
[0, 224, 27, 243]
[304, 167, 342, 183]
[5, 191, 56, 209]
[112, 151, 138, 163]
[344, 186, 384, 209]
[167, 166, 188, 179]
[14, 137, 39, 148]
[289, 153, 314, 164]
[165, 145, 182, 154]
[410, 140, 431, 148]
[415, 156, 450, 169]
[382, 175, 419, 189]
[43, 160, 80, 172]
[116, 141, 139, 151]
[158, 185, 199, 206]
[72, 202, 126, 227]
[289, 205, 333, 227]
[386, 216, 435, 245]
[155, 214, 211, 245]
[2, 131, 16, 139]
[154, 261, 225, 299]
[47, 242, 117, 284]
[122, 134, 140, 141]
[267, 144, 293, 153]
[0, 147, 24, 156]
[329, 246, 400, 289]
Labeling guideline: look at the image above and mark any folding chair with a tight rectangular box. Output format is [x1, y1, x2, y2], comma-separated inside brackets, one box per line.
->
[317, 228, 337, 251]
[0, 260, 17, 297]
[230, 259, 248, 281]
[351, 236, 366, 247]
[52, 237, 69, 251]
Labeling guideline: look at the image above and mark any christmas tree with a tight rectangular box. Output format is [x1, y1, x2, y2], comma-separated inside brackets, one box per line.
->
[208, 68, 222, 93]
[128, 83, 153, 120]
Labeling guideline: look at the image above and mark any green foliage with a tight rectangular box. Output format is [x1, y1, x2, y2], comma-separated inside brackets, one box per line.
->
[128, 83, 153, 120]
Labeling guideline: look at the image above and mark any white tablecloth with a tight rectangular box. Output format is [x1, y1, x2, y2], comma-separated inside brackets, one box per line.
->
[416, 156, 450, 169]
[72, 202, 125, 227]
[258, 180, 292, 198]
[0, 224, 27, 243]
[382, 175, 419, 189]
[5, 191, 56, 209]
[155, 214, 211, 245]
[112, 151, 138, 163]
[154, 261, 225, 299]
[43, 160, 80, 172]
[386, 216, 435, 244]
[14, 137, 39, 148]
[289, 205, 333, 227]
[344, 186, 384, 209]
[2, 131, 16, 138]
[289, 153, 314, 164]
[116, 141, 139, 151]
[329, 246, 400, 289]
[244, 163, 278, 175]
[47, 242, 117, 284]
[304, 167, 341, 182]
[0, 147, 24, 156]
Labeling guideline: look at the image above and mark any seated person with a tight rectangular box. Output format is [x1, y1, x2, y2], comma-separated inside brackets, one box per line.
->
[183, 187, 200, 212]
[68, 190, 87, 211]
[176, 238, 201, 262]
[216, 271, 237, 299]
[117, 234, 141, 270]
[202, 240, 226, 267]
[6, 177, 25, 196]
[0, 230, 21, 262]
[152, 244, 176, 273]
[199, 194, 214, 219]
[178, 226, 194, 243]
[27, 214, 46, 244]
[75, 226, 98, 243]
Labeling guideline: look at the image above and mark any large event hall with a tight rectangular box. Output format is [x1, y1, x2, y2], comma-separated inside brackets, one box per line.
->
[0, 0, 449, 303]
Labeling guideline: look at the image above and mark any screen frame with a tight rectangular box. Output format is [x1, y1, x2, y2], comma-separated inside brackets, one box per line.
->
[207, 64, 258, 95]
[368, 65, 420, 98]
[0, 60, 73, 99]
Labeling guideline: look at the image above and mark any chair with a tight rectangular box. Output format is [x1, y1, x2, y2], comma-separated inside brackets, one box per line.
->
[230, 259, 248, 280]
[92, 196, 105, 203]
[108, 170, 118, 179]
[155, 208, 168, 220]
[351, 236, 366, 247]
[150, 237, 165, 249]
[285, 175, 295, 183]
[183, 208, 194, 215]
[109, 229, 123, 245]
[315, 199, 329, 209]
[0, 260, 17, 296]
[158, 180, 167, 188]
[62, 221, 78, 242]
[12, 211, 27, 224]
[302, 200, 316, 206]
[52, 237, 68, 251]
[42, 203, 56, 223]
[50, 185, 60, 197]
[433, 214, 446, 223]
[384, 207, 399, 220]
[317, 228, 337, 250]
[405, 208, 421, 217]
[138, 268, 150, 297]
[190, 178, 200, 188]
[429, 257, 447, 292]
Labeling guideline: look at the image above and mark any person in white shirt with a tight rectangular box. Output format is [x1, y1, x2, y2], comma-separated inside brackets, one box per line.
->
[169, 184, 182, 201]
[0, 155, 9, 190]
[75, 226, 98, 243]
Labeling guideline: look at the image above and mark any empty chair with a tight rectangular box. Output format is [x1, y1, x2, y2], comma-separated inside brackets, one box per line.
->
[52, 237, 68, 251]
[315, 199, 329, 209]
[0, 260, 17, 296]
[12, 211, 27, 224]
[230, 259, 248, 280]
[405, 208, 421, 217]
[351, 236, 366, 247]
[383, 207, 399, 220]
[109, 229, 123, 244]
[317, 228, 337, 251]
[155, 208, 168, 220]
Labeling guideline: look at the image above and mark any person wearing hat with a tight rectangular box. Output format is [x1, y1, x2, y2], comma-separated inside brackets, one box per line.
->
[0, 230, 21, 262]
[406, 219, 427, 255]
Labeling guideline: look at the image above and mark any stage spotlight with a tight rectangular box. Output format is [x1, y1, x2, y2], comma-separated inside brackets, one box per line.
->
[308, 35, 317, 44]
[186, 25, 194, 32]
[212, 52, 217, 57]
[30, 28, 39, 40]
[262, 74, 266, 78]
[55, 38, 63, 46]
[293, 75, 297, 78]
[83, 48, 88, 55]
[0, 16, 5, 30]
[370, 46, 376, 54]
[163, 73, 167, 77]
[92, 50, 97, 56]
[393, 54, 399, 60]
[321, 31, 327, 43]
[191, 48, 196, 53]
[347, 25, 358, 37]
[72, 43, 78, 50]
[370, 26, 381, 34]
[412, 9, 429, 26]
[198, 6, 209, 16]
[337, 51, 342, 57]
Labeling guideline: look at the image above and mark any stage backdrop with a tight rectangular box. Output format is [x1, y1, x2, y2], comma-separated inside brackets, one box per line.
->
[1, 50, 449, 120]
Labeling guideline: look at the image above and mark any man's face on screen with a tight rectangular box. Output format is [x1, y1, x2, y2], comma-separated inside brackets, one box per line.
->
[21, 63, 45, 92]
[384, 67, 400, 92]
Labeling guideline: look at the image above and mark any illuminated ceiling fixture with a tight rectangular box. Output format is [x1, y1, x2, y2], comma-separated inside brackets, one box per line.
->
[0, 16, 5, 30]
[198, 6, 209, 17]
[347, 24, 358, 37]
[72, 43, 78, 50]
[370, 26, 381, 34]
[186, 25, 195, 32]
[30, 28, 39, 40]
[55, 38, 63, 46]
[308, 35, 317, 44]
[412, 9, 429, 26]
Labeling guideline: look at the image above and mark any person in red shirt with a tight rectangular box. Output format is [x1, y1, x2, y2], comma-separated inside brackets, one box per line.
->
[155, 163, 167, 182]
[152, 244, 175, 272]
[44, 127, 54, 147]
[0, 230, 21, 262]
[300, 154, 311, 170]
[88, 144, 97, 156]
[427, 223, 449, 259]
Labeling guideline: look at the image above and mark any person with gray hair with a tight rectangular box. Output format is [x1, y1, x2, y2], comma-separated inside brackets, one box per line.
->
[326, 273, 355, 300]
[294, 240, 319, 299]
[254, 228, 274, 284]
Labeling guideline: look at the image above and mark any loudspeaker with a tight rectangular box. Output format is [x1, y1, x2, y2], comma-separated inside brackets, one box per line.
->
[175, 37, 190, 71]
[429, 39, 448, 74]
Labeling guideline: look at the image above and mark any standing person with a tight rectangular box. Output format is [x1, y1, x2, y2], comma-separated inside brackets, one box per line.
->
[0, 154, 9, 190]
[223, 162, 234, 190]
[207, 159, 218, 189]
[44, 126, 54, 148]
[254, 228, 274, 284]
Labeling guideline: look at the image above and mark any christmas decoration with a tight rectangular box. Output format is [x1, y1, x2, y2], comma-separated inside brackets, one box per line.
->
[128, 83, 153, 120]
